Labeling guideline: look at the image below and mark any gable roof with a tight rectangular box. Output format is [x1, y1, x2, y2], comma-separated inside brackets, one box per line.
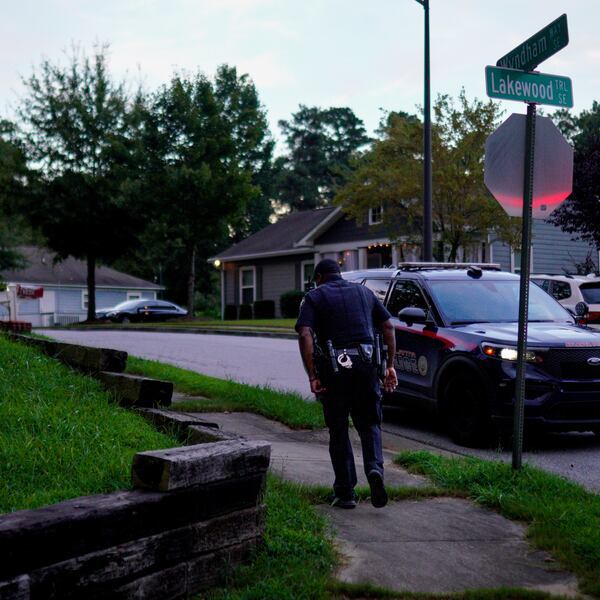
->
[1, 247, 162, 290]
[214, 207, 339, 261]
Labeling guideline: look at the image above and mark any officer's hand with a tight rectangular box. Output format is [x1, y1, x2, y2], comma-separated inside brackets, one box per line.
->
[310, 378, 326, 394]
[383, 367, 398, 393]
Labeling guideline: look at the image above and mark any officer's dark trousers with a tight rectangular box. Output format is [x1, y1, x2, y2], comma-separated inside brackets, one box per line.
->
[320, 366, 384, 499]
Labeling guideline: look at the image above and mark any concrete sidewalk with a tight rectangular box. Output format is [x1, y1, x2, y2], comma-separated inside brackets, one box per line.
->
[175, 403, 581, 597]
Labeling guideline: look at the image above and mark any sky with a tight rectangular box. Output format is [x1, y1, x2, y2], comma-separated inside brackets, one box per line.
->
[1, 0, 598, 150]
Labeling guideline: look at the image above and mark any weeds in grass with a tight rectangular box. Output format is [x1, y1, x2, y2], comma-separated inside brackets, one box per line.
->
[396, 451, 600, 597]
[204, 474, 336, 600]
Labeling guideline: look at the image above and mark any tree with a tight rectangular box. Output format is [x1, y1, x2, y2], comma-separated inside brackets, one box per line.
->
[0, 121, 29, 272]
[214, 65, 275, 240]
[139, 69, 259, 315]
[17, 46, 141, 320]
[276, 105, 370, 211]
[336, 92, 517, 260]
[549, 102, 600, 249]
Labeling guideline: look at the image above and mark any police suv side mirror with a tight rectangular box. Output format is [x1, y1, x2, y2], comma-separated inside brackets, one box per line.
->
[398, 307, 429, 327]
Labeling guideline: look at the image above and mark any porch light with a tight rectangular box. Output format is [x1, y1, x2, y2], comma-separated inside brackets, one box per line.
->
[213, 259, 221, 268]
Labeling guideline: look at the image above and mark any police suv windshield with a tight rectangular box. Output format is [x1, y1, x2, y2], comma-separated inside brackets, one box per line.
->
[428, 279, 574, 325]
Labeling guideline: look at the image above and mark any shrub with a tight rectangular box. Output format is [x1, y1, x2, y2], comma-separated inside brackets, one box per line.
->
[280, 290, 305, 318]
[224, 304, 238, 320]
[253, 299, 275, 319]
[239, 304, 253, 319]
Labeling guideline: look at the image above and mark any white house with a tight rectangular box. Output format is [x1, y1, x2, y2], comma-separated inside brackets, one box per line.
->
[0, 247, 163, 326]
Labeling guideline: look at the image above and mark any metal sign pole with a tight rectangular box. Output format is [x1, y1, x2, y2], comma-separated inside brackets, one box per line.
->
[512, 102, 537, 470]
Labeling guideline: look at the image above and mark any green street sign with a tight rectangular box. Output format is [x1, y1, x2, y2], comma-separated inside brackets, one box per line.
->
[485, 66, 573, 108]
[497, 14, 568, 71]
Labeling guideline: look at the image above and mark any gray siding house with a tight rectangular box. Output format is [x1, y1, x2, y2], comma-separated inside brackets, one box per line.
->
[212, 207, 599, 318]
[0, 247, 162, 326]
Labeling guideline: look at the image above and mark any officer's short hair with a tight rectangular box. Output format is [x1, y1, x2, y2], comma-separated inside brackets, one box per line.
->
[314, 258, 341, 278]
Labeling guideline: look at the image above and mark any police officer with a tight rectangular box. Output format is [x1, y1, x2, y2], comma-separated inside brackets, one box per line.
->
[295, 258, 397, 509]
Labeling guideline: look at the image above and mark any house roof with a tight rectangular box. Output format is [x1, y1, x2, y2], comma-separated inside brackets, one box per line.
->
[1, 247, 162, 290]
[214, 207, 339, 261]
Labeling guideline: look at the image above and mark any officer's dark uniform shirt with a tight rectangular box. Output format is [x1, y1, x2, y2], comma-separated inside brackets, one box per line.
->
[295, 277, 391, 347]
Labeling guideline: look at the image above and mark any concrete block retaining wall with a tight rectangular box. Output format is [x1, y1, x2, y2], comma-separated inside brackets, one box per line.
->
[0, 334, 271, 599]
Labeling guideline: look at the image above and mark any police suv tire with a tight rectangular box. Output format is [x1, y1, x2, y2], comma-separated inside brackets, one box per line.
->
[119, 316, 131, 324]
[443, 371, 491, 447]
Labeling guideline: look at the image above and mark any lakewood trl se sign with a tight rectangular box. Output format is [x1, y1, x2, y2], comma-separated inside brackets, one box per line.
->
[485, 66, 573, 108]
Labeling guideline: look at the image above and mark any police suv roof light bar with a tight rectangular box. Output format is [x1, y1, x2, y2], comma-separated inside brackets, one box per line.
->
[396, 262, 502, 271]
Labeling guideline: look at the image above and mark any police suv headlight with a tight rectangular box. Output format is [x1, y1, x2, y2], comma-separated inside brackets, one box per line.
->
[481, 343, 542, 363]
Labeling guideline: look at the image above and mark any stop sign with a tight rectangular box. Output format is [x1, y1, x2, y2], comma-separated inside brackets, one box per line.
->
[484, 114, 573, 218]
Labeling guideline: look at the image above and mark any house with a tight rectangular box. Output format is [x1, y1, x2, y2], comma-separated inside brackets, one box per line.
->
[211, 207, 599, 318]
[0, 246, 162, 326]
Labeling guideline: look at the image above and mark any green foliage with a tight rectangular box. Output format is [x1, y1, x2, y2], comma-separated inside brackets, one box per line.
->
[549, 101, 600, 249]
[0, 336, 177, 513]
[0, 120, 30, 271]
[126, 356, 324, 429]
[280, 290, 304, 319]
[396, 451, 600, 596]
[17, 45, 142, 320]
[135, 66, 269, 312]
[337, 92, 520, 260]
[275, 105, 370, 211]
[253, 299, 275, 319]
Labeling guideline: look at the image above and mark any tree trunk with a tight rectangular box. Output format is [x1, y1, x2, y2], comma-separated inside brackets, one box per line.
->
[186, 246, 196, 320]
[86, 253, 97, 322]
[447, 239, 460, 263]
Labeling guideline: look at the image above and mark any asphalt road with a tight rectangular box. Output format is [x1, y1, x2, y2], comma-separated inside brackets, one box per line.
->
[41, 329, 600, 493]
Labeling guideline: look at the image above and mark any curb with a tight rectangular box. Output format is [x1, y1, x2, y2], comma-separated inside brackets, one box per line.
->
[47, 326, 298, 340]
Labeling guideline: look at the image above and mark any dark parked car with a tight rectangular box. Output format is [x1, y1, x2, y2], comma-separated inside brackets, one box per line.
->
[343, 263, 600, 446]
[95, 299, 187, 323]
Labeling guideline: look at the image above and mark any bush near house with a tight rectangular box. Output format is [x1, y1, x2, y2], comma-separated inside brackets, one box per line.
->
[239, 304, 253, 319]
[224, 304, 238, 320]
[280, 290, 304, 319]
[253, 300, 275, 319]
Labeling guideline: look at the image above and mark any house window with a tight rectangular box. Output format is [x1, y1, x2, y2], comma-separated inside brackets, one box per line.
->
[239, 267, 256, 305]
[82, 291, 88, 310]
[301, 261, 314, 291]
[127, 292, 142, 301]
[369, 206, 383, 225]
[512, 248, 533, 274]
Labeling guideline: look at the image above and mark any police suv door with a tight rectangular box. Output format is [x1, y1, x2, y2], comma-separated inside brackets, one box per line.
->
[386, 280, 440, 403]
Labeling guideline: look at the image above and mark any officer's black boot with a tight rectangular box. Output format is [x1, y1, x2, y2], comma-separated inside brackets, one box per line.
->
[367, 470, 388, 508]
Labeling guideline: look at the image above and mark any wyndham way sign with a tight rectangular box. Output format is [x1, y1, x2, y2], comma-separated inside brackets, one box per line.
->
[485, 66, 573, 108]
[496, 13, 568, 72]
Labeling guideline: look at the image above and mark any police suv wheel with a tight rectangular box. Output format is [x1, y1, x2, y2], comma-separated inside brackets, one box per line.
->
[443, 372, 491, 447]
[120, 316, 131, 324]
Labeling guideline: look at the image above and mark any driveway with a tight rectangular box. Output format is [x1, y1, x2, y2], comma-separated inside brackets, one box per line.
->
[41, 329, 600, 493]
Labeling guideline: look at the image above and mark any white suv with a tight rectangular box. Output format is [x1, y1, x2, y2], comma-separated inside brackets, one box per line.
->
[531, 274, 600, 328]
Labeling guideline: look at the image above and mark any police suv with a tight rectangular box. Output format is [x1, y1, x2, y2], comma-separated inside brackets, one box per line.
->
[343, 263, 600, 446]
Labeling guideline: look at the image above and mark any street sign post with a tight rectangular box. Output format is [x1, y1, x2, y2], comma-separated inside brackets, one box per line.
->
[497, 14, 568, 71]
[485, 66, 573, 108]
[484, 114, 573, 219]
[485, 14, 573, 470]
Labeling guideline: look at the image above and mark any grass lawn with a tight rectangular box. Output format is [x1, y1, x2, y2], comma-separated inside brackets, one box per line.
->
[396, 451, 600, 597]
[0, 335, 179, 514]
[126, 356, 324, 429]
